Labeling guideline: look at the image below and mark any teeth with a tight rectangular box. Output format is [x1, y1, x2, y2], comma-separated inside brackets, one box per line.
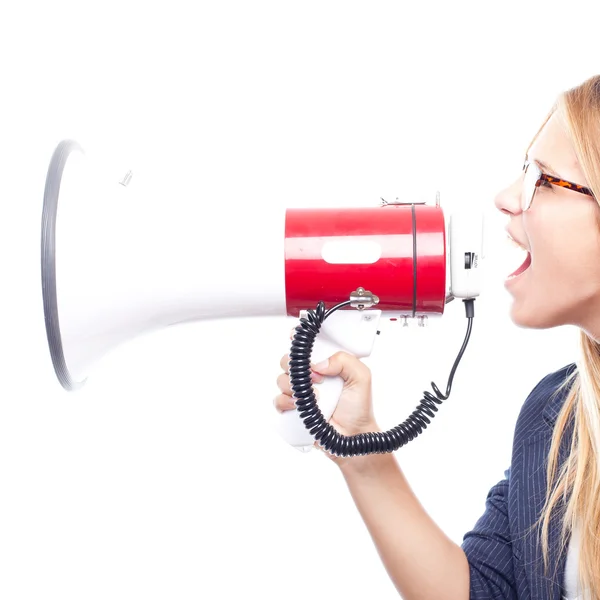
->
[507, 235, 528, 252]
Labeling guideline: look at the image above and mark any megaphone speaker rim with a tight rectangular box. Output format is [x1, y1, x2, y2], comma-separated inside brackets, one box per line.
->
[41, 140, 86, 391]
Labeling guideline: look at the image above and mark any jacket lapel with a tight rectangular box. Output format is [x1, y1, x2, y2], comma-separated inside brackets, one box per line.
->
[520, 380, 575, 600]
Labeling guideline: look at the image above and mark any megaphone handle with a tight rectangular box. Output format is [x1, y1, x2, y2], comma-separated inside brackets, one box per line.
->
[275, 309, 382, 453]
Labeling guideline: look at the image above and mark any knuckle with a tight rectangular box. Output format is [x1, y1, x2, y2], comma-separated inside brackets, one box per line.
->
[333, 350, 361, 366]
[331, 351, 371, 379]
[276, 373, 289, 391]
[274, 393, 295, 412]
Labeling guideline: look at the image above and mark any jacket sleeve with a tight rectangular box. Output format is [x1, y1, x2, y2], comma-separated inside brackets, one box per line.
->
[460, 467, 517, 600]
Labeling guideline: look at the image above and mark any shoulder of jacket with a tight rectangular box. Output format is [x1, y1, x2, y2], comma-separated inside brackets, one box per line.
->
[515, 362, 577, 431]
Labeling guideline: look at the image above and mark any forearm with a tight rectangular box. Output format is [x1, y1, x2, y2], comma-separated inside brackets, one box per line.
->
[339, 453, 470, 600]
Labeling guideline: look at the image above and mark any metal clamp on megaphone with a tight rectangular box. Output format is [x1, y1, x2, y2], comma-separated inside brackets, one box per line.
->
[40, 140, 483, 458]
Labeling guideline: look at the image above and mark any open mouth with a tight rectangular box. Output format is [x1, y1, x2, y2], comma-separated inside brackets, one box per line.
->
[507, 252, 531, 279]
[506, 235, 531, 280]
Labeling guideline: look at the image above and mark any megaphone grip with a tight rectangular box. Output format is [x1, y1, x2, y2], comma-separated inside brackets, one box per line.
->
[275, 307, 380, 452]
[283, 300, 475, 457]
[288, 303, 396, 456]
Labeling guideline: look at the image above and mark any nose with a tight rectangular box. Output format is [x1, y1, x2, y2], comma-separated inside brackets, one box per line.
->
[494, 177, 523, 216]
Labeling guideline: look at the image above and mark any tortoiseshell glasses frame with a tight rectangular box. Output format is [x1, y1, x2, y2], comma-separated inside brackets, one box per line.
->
[522, 158, 595, 211]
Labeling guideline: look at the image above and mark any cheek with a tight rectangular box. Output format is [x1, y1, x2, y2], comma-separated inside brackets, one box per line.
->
[527, 208, 600, 310]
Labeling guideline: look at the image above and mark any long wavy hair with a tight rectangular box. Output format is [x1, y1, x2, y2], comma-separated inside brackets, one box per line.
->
[528, 75, 600, 598]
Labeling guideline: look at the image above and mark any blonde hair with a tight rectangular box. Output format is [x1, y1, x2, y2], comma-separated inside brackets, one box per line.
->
[528, 75, 600, 598]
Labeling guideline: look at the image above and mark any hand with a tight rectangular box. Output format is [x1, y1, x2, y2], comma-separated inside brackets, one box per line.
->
[274, 330, 380, 462]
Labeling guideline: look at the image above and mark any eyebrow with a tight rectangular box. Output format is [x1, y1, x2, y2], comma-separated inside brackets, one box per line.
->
[526, 154, 562, 178]
[536, 159, 562, 177]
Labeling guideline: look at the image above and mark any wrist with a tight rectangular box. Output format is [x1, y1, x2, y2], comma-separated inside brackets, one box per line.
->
[337, 450, 397, 477]
[333, 423, 399, 476]
[336, 420, 381, 438]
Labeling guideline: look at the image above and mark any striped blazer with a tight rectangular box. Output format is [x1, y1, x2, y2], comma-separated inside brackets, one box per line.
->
[461, 363, 578, 599]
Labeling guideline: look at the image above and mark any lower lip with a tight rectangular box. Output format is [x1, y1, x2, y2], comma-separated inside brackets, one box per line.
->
[505, 252, 531, 286]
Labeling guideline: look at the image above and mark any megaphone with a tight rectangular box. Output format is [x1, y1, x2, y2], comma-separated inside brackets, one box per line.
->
[41, 140, 484, 456]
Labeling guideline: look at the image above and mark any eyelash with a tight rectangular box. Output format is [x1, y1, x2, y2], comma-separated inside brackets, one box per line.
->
[539, 179, 554, 190]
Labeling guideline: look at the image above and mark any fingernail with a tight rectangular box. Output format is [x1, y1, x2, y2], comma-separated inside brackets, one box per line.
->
[311, 371, 324, 383]
[311, 359, 329, 372]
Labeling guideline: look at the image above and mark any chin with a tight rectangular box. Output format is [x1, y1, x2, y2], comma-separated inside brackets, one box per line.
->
[508, 300, 565, 330]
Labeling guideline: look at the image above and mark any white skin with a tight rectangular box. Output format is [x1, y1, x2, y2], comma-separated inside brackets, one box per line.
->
[501, 111, 600, 338]
[275, 110, 600, 459]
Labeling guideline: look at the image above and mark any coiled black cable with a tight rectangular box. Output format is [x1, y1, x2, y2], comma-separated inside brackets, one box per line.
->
[289, 298, 475, 457]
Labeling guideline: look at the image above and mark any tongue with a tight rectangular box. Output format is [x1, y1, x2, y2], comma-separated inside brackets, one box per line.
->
[509, 252, 531, 277]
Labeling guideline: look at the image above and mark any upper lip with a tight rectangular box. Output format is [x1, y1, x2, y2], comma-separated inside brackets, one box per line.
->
[506, 228, 530, 252]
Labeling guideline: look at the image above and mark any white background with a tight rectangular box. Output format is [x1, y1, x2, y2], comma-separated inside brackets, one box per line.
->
[0, 1, 598, 598]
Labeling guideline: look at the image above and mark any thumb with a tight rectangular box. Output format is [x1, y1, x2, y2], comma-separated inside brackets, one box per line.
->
[311, 351, 369, 384]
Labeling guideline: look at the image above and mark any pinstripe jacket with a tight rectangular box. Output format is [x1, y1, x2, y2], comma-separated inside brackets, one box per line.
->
[461, 363, 578, 600]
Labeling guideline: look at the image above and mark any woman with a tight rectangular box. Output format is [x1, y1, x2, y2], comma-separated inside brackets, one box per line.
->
[273, 74, 600, 600]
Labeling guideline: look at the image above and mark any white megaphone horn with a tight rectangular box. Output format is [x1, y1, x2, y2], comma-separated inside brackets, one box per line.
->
[41, 140, 484, 456]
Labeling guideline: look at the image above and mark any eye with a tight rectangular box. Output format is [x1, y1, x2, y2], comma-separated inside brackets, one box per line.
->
[539, 179, 554, 190]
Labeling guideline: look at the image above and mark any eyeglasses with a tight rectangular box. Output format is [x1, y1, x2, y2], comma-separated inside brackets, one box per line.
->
[522, 159, 595, 211]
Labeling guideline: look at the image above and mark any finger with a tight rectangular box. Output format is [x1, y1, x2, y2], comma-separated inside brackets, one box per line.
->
[273, 393, 296, 413]
[276, 373, 292, 395]
[273, 388, 320, 413]
[279, 354, 290, 373]
[311, 351, 370, 383]
[280, 352, 325, 379]
[277, 371, 323, 395]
